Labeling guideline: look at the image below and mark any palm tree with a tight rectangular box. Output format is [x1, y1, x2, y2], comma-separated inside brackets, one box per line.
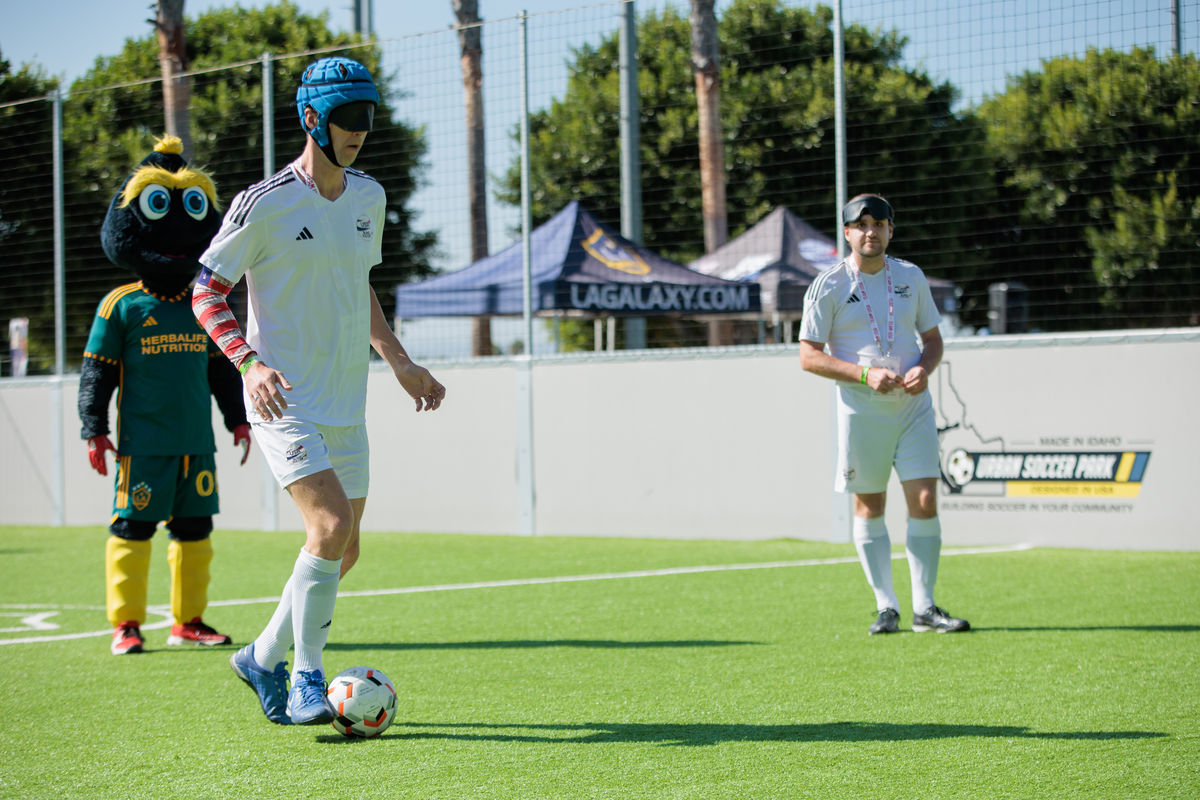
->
[453, 0, 494, 356]
[155, 0, 192, 157]
[690, 0, 732, 345]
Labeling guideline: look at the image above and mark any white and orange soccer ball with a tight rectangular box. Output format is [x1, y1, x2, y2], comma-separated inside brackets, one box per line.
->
[325, 666, 398, 738]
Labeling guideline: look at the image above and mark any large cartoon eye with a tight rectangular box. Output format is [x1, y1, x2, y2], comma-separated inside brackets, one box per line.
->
[138, 184, 171, 220]
[182, 186, 209, 220]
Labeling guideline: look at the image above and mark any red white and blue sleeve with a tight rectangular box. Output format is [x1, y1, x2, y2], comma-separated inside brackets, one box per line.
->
[193, 196, 260, 371]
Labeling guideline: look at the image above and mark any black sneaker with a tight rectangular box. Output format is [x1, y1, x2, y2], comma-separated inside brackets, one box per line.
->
[912, 605, 970, 633]
[869, 608, 900, 635]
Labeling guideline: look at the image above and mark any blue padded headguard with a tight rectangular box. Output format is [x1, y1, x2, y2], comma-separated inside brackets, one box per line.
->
[296, 56, 380, 150]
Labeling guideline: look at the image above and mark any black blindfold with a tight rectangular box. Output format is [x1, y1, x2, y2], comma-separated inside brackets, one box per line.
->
[842, 196, 893, 224]
[329, 101, 376, 133]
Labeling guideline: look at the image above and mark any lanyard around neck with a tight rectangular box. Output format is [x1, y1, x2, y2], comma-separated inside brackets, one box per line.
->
[852, 260, 894, 358]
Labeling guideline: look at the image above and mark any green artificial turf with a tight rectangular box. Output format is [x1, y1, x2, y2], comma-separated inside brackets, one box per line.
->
[0, 525, 1197, 799]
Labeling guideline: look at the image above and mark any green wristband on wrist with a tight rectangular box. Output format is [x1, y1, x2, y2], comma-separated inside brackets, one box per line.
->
[238, 355, 258, 375]
[860, 365, 870, 385]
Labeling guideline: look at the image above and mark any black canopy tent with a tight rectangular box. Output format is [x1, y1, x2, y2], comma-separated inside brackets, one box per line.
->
[395, 202, 761, 322]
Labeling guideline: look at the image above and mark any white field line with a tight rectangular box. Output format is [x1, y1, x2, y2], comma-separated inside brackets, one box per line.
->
[0, 543, 1033, 646]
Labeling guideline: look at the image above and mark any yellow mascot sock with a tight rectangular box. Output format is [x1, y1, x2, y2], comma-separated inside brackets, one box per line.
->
[106, 536, 151, 627]
[167, 538, 212, 625]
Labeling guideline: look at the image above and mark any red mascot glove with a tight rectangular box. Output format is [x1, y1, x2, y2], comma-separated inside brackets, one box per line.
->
[233, 423, 252, 465]
[87, 436, 117, 476]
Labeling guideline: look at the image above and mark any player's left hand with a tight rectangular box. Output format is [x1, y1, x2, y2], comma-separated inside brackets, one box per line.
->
[395, 362, 445, 412]
[232, 423, 252, 465]
[902, 365, 929, 395]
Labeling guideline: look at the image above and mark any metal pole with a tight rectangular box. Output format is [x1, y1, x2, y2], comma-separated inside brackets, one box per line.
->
[516, 11, 536, 534]
[619, 0, 646, 350]
[619, 0, 642, 244]
[262, 53, 275, 179]
[520, 12, 534, 359]
[830, 2, 852, 543]
[1172, 0, 1181, 55]
[353, 0, 374, 38]
[260, 53, 279, 531]
[50, 91, 66, 525]
[833, 0, 847, 258]
[51, 92, 65, 378]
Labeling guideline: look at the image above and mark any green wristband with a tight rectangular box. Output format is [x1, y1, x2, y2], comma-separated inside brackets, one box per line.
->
[860, 365, 870, 385]
[238, 355, 258, 375]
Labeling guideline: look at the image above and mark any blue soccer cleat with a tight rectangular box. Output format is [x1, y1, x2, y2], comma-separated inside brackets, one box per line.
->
[230, 643, 292, 725]
[287, 669, 334, 725]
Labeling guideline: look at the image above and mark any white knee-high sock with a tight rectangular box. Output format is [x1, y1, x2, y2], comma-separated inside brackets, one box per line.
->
[252, 574, 294, 670]
[291, 548, 341, 678]
[853, 516, 898, 611]
[905, 516, 942, 613]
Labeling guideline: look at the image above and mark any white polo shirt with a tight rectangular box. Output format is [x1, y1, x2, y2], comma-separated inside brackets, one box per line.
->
[200, 161, 385, 425]
[800, 256, 941, 406]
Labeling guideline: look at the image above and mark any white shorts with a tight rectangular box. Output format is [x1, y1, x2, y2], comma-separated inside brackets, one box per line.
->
[252, 417, 370, 498]
[835, 389, 939, 494]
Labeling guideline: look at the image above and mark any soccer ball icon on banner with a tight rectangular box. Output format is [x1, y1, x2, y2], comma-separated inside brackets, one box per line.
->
[325, 666, 398, 738]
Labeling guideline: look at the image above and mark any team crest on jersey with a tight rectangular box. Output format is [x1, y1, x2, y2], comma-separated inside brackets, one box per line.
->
[356, 216, 373, 240]
[131, 482, 152, 511]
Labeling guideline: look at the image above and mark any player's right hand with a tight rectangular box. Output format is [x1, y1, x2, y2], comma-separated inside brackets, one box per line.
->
[87, 435, 117, 476]
[244, 360, 292, 420]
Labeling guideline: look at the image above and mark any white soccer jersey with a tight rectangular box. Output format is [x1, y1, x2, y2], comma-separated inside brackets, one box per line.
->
[200, 161, 385, 425]
[800, 255, 941, 385]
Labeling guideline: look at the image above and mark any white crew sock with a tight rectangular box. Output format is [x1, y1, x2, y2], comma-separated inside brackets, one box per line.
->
[853, 515, 898, 611]
[290, 548, 342, 679]
[252, 575, 294, 670]
[905, 516, 942, 614]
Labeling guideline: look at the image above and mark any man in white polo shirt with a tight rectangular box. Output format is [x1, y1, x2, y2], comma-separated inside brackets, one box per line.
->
[799, 194, 969, 637]
[194, 56, 445, 724]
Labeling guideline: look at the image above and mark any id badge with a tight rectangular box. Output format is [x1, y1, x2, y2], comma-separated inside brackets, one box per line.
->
[870, 356, 903, 398]
[871, 355, 901, 374]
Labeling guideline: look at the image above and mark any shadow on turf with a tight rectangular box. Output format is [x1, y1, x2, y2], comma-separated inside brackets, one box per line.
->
[972, 625, 1200, 633]
[317, 721, 1165, 746]
[324, 639, 762, 651]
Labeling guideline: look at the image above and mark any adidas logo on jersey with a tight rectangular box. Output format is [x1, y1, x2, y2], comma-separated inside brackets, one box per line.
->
[846, 293, 861, 304]
[142, 316, 158, 327]
[295, 226, 314, 241]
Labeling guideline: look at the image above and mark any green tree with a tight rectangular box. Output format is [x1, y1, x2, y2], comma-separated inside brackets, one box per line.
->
[43, 1, 434, 368]
[499, 0, 996, 337]
[977, 47, 1200, 329]
[0, 53, 60, 373]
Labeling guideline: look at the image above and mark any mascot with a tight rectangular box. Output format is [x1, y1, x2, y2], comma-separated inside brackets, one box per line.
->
[78, 135, 250, 655]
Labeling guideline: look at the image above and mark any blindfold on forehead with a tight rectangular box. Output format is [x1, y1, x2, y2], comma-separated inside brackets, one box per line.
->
[842, 196, 893, 224]
[328, 100, 376, 132]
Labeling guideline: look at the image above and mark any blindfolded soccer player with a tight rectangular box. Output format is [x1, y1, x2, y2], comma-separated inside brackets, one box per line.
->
[194, 56, 446, 725]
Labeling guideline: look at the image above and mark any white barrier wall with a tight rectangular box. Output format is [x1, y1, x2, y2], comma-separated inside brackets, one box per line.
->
[1, 330, 1196, 550]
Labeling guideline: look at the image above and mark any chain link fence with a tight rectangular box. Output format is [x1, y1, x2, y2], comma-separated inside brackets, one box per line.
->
[1, 0, 1197, 375]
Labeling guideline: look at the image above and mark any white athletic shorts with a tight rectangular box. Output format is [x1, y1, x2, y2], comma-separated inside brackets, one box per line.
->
[252, 417, 370, 499]
[835, 388, 940, 494]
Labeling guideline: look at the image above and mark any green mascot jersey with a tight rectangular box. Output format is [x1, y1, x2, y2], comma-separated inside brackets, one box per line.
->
[84, 282, 222, 456]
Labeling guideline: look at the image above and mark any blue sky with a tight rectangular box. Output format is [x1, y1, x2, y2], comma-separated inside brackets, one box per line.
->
[2, 0, 677, 84]
[3, 1, 1192, 102]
